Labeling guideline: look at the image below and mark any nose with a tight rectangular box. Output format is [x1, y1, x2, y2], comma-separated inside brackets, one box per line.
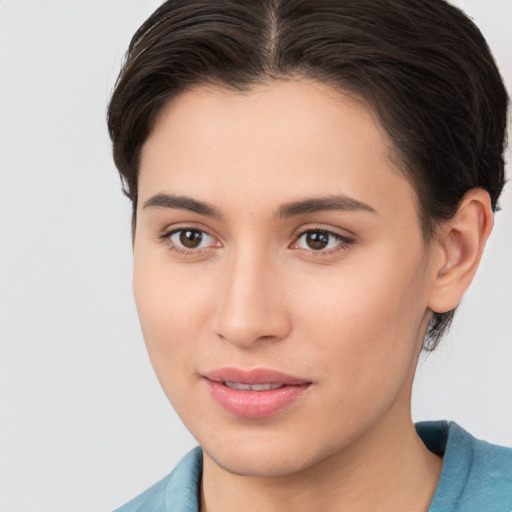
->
[212, 250, 292, 348]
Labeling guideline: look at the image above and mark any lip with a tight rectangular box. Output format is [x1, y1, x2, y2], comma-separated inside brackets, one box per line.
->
[202, 367, 312, 419]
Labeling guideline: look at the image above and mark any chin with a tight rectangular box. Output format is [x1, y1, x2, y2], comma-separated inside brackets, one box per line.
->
[197, 423, 335, 478]
[204, 444, 313, 478]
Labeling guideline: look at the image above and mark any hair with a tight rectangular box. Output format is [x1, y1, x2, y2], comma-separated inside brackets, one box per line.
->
[107, 0, 508, 350]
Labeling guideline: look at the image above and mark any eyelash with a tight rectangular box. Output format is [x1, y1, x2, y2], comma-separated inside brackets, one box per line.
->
[159, 226, 354, 257]
[158, 228, 219, 256]
[292, 228, 354, 256]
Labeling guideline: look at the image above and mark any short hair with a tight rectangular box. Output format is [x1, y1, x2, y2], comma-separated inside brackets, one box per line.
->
[107, 0, 508, 350]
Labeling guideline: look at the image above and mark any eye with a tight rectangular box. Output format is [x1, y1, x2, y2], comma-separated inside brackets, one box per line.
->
[292, 229, 352, 253]
[163, 228, 219, 252]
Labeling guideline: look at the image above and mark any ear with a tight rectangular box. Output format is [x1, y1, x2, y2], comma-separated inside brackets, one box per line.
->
[427, 188, 494, 314]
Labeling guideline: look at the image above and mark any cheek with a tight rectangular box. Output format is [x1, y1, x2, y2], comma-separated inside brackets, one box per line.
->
[132, 252, 214, 385]
[292, 248, 429, 392]
[133, 263, 218, 429]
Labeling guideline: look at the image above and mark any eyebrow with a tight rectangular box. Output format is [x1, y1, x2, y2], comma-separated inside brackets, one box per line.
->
[142, 192, 377, 219]
[143, 193, 222, 218]
[275, 195, 378, 218]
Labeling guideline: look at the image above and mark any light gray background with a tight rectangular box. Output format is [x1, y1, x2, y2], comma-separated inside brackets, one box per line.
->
[0, 1, 510, 511]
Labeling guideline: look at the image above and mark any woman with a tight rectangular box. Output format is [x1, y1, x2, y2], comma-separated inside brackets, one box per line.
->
[108, 0, 511, 510]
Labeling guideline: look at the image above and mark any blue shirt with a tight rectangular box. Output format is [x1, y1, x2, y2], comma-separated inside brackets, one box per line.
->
[114, 421, 512, 512]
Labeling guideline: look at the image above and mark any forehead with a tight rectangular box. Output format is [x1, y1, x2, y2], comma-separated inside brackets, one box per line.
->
[143, 78, 387, 166]
[138, 79, 417, 222]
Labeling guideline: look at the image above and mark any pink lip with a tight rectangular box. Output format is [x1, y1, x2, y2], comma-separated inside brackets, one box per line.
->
[203, 367, 311, 419]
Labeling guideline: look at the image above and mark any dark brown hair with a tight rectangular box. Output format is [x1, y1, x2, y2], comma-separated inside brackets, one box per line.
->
[107, 0, 508, 350]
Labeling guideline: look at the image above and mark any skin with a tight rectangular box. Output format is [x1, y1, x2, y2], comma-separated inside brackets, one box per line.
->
[134, 79, 493, 511]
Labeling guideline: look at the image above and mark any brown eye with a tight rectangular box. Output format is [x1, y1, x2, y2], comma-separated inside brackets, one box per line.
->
[165, 228, 219, 253]
[294, 229, 352, 253]
[305, 231, 329, 250]
[179, 229, 203, 248]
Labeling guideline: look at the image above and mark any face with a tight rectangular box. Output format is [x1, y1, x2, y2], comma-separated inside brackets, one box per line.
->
[134, 79, 436, 477]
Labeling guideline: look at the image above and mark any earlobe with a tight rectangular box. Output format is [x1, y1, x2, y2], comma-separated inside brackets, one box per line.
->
[428, 189, 494, 314]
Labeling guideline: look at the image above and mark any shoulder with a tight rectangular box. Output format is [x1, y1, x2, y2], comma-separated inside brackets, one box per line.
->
[113, 473, 169, 512]
[461, 425, 512, 509]
[417, 421, 512, 512]
[113, 447, 203, 512]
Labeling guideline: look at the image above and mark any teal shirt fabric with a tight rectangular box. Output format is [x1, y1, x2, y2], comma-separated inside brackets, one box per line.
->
[114, 421, 512, 512]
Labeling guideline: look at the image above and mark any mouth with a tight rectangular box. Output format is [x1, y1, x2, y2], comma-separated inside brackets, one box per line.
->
[202, 367, 312, 419]
[223, 381, 286, 391]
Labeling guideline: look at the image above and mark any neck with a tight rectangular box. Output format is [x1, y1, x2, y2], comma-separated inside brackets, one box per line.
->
[201, 396, 442, 512]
